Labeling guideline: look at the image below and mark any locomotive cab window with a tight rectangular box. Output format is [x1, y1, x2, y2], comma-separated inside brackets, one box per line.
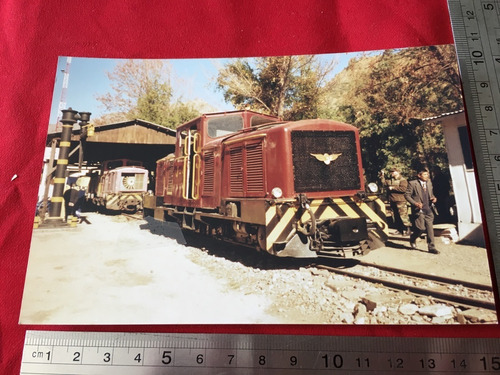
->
[106, 160, 124, 170]
[126, 160, 143, 167]
[207, 115, 243, 138]
[251, 114, 279, 127]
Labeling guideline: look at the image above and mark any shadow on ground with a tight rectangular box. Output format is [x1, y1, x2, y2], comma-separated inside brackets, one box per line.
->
[138, 217, 363, 271]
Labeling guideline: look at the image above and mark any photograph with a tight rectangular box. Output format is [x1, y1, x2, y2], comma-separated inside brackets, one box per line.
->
[19, 45, 497, 325]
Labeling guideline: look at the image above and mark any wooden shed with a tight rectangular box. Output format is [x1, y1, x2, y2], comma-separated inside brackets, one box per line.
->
[46, 119, 176, 171]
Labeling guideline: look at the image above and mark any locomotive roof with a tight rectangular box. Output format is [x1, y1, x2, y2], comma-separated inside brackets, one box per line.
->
[175, 110, 280, 128]
[203, 109, 279, 117]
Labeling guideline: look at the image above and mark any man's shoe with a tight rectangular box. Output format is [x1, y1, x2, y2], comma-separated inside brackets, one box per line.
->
[428, 248, 440, 254]
[410, 242, 417, 249]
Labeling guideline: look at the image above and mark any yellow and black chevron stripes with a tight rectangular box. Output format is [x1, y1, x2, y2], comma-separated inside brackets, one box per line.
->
[105, 193, 143, 211]
[265, 204, 296, 252]
[264, 197, 387, 252]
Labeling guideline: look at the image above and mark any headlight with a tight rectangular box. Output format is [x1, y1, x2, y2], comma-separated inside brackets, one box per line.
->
[367, 182, 378, 193]
[271, 187, 283, 199]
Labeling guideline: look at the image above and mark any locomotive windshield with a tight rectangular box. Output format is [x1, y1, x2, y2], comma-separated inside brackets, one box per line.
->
[207, 115, 243, 138]
[126, 160, 143, 167]
[104, 159, 143, 171]
[251, 114, 279, 127]
[106, 160, 124, 170]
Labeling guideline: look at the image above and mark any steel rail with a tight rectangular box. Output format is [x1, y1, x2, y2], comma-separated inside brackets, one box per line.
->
[315, 264, 496, 311]
[356, 260, 493, 292]
[121, 212, 145, 220]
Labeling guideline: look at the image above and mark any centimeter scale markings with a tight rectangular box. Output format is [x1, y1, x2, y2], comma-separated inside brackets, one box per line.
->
[19, 331, 500, 374]
[20, 1, 500, 374]
[449, 0, 500, 289]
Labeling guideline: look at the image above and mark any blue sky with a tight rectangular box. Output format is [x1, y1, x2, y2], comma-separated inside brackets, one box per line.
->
[48, 53, 361, 126]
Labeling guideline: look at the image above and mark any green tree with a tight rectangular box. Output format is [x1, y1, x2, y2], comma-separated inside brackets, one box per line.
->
[163, 100, 203, 129]
[96, 59, 206, 128]
[96, 60, 172, 120]
[320, 45, 462, 182]
[216, 55, 336, 120]
[134, 78, 171, 124]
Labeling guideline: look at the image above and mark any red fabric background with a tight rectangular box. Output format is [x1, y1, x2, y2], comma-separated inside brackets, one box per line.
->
[1, 0, 498, 373]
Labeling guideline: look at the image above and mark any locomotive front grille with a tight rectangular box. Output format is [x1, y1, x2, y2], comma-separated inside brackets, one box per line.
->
[121, 173, 145, 191]
[291, 130, 361, 192]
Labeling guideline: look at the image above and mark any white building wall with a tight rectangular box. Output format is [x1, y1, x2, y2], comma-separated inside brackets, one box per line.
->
[38, 146, 60, 202]
[439, 112, 484, 245]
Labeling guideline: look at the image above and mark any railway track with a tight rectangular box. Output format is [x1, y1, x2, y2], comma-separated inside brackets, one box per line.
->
[314, 262, 496, 312]
[121, 212, 145, 221]
[120, 214, 495, 316]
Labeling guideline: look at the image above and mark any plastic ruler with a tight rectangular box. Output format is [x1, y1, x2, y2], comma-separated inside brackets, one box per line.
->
[20, 1, 500, 374]
[19, 331, 500, 374]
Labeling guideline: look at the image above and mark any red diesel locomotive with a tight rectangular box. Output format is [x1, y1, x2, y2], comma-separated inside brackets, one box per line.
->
[143, 110, 387, 258]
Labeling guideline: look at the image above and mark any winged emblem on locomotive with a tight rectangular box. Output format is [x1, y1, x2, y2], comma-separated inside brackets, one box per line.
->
[310, 153, 342, 165]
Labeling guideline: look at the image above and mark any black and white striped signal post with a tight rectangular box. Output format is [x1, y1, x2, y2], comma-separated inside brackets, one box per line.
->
[48, 108, 78, 219]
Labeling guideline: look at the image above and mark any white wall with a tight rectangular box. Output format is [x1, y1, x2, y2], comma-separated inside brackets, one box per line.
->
[439, 112, 484, 245]
[37, 146, 60, 202]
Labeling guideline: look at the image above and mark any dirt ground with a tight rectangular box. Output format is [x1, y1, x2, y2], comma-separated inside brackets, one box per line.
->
[362, 234, 494, 286]
[20, 213, 280, 324]
[19, 212, 496, 325]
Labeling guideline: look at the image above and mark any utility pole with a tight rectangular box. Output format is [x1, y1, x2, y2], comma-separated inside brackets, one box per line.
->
[38, 108, 92, 228]
[49, 108, 78, 219]
[56, 57, 72, 132]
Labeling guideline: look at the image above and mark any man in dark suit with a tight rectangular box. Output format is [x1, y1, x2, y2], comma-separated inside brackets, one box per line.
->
[63, 184, 80, 222]
[404, 168, 439, 254]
